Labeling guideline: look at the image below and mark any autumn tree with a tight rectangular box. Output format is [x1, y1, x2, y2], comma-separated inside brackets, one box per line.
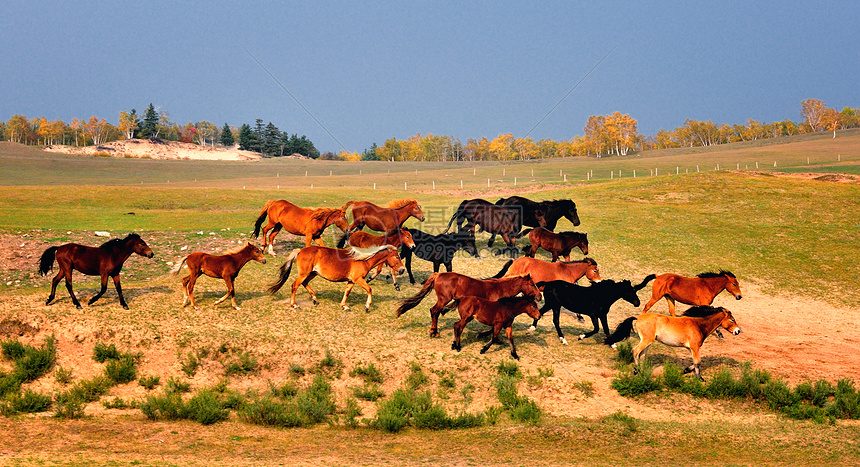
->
[118, 110, 138, 139]
[800, 98, 828, 132]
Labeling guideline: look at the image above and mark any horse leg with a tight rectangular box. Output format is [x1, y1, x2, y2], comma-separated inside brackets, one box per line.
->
[88, 274, 110, 306]
[112, 275, 129, 310]
[641, 295, 660, 314]
[487, 233, 497, 248]
[429, 299, 448, 337]
[666, 297, 677, 316]
[403, 250, 415, 284]
[340, 282, 356, 311]
[554, 307, 569, 344]
[266, 224, 282, 255]
[684, 345, 704, 381]
[451, 315, 472, 352]
[506, 325, 519, 360]
[443, 262, 452, 272]
[579, 315, 601, 340]
[388, 264, 400, 291]
[214, 276, 239, 310]
[480, 324, 503, 355]
[289, 274, 305, 309]
[46, 270, 63, 305]
[184, 273, 199, 309]
[61, 268, 82, 309]
[355, 277, 374, 313]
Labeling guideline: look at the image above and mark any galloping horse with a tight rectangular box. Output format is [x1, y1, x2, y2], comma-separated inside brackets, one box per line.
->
[451, 296, 542, 360]
[171, 242, 267, 310]
[604, 306, 742, 380]
[641, 271, 742, 316]
[38, 233, 154, 310]
[395, 272, 542, 338]
[400, 228, 480, 284]
[493, 257, 602, 285]
[253, 199, 353, 254]
[348, 199, 425, 233]
[522, 227, 589, 262]
[337, 228, 416, 291]
[534, 276, 655, 344]
[489, 197, 581, 247]
[267, 245, 404, 312]
[445, 198, 545, 249]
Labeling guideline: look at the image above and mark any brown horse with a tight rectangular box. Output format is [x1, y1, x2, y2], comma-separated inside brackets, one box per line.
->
[267, 245, 404, 312]
[337, 228, 416, 291]
[445, 198, 546, 249]
[171, 242, 267, 310]
[253, 199, 353, 254]
[522, 227, 588, 262]
[38, 233, 154, 310]
[493, 257, 602, 285]
[348, 199, 425, 233]
[395, 272, 542, 337]
[641, 271, 742, 316]
[451, 296, 542, 360]
[604, 306, 742, 380]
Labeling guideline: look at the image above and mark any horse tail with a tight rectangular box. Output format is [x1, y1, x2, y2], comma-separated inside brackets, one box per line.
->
[395, 273, 438, 317]
[443, 200, 469, 233]
[520, 228, 533, 237]
[604, 316, 637, 346]
[340, 200, 355, 212]
[253, 200, 275, 238]
[491, 259, 513, 278]
[336, 232, 350, 249]
[170, 256, 189, 276]
[38, 246, 59, 276]
[634, 274, 657, 291]
[267, 248, 300, 294]
[441, 299, 460, 316]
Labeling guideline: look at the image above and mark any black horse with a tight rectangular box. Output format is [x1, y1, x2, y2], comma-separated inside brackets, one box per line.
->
[534, 275, 655, 344]
[400, 228, 480, 284]
[489, 196, 581, 247]
[445, 198, 545, 250]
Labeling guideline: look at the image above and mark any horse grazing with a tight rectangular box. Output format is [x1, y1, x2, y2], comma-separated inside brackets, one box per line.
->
[253, 199, 353, 254]
[267, 245, 404, 312]
[400, 228, 480, 284]
[171, 242, 267, 310]
[445, 198, 545, 249]
[522, 227, 589, 262]
[451, 296, 542, 360]
[348, 199, 425, 233]
[604, 306, 742, 380]
[337, 228, 416, 291]
[493, 257, 602, 285]
[489, 196, 581, 247]
[534, 275, 655, 344]
[395, 272, 542, 338]
[641, 270, 742, 316]
[38, 233, 154, 310]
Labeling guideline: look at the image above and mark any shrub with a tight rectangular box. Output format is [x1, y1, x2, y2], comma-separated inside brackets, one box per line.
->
[102, 397, 132, 409]
[224, 352, 258, 376]
[762, 379, 799, 411]
[2, 389, 52, 415]
[69, 376, 111, 403]
[352, 384, 385, 402]
[10, 336, 57, 383]
[289, 363, 306, 377]
[494, 375, 541, 424]
[269, 381, 298, 399]
[180, 352, 201, 377]
[183, 389, 229, 425]
[140, 390, 185, 421]
[705, 368, 746, 399]
[294, 375, 335, 424]
[611, 361, 661, 397]
[104, 355, 138, 385]
[661, 362, 685, 390]
[615, 341, 634, 365]
[139, 375, 161, 390]
[343, 397, 362, 428]
[826, 378, 860, 420]
[54, 367, 74, 385]
[165, 377, 191, 394]
[496, 360, 521, 378]
[405, 364, 429, 390]
[1, 340, 27, 361]
[53, 391, 85, 419]
[240, 396, 303, 428]
[0, 372, 22, 398]
[350, 362, 383, 384]
[92, 342, 122, 362]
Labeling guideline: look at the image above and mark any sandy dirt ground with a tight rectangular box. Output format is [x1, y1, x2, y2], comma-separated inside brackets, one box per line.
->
[43, 138, 263, 161]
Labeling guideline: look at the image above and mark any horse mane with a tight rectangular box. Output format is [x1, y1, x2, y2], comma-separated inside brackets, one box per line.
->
[697, 270, 736, 279]
[226, 242, 254, 255]
[681, 305, 726, 318]
[496, 295, 535, 306]
[309, 207, 342, 221]
[348, 245, 395, 260]
[386, 198, 417, 209]
[100, 233, 140, 249]
[562, 257, 596, 265]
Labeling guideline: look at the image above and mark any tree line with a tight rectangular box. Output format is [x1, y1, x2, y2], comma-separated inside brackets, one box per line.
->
[2, 98, 856, 161]
[0, 104, 320, 159]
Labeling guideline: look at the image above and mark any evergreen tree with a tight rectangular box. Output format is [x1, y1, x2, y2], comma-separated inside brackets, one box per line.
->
[220, 123, 234, 147]
[361, 143, 380, 161]
[140, 103, 158, 139]
[262, 122, 281, 156]
[237, 124, 254, 151]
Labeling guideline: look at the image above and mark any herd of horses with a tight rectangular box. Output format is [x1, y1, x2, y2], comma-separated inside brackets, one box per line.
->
[36, 195, 744, 380]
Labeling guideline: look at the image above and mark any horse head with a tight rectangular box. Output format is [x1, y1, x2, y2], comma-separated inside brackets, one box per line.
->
[247, 242, 267, 264]
[522, 299, 542, 320]
[518, 274, 542, 301]
[129, 234, 154, 258]
[330, 210, 350, 232]
[618, 280, 641, 307]
[411, 202, 426, 222]
[719, 308, 742, 335]
[575, 232, 589, 255]
[565, 201, 581, 227]
[399, 228, 416, 250]
[723, 271, 743, 300]
[382, 246, 406, 275]
[584, 259, 601, 283]
[457, 230, 480, 258]
[534, 208, 547, 228]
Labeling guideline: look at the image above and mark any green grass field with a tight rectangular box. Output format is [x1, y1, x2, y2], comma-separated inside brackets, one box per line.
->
[1, 132, 859, 465]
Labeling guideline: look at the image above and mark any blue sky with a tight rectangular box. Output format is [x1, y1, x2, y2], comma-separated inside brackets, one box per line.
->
[2, 1, 857, 153]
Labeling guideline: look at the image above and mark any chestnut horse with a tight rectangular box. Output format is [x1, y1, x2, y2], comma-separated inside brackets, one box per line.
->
[348, 199, 425, 233]
[445, 198, 546, 249]
[267, 245, 404, 312]
[38, 233, 154, 310]
[336, 228, 416, 291]
[604, 306, 742, 380]
[641, 271, 742, 316]
[451, 296, 542, 360]
[493, 257, 602, 285]
[489, 196, 581, 247]
[521, 227, 589, 262]
[253, 199, 353, 254]
[171, 242, 267, 310]
[533, 276, 655, 344]
[395, 272, 542, 338]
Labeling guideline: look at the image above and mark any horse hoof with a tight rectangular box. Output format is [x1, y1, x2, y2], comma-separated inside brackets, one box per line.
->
[312, 299, 318, 306]
[76, 305, 83, 310]
[611, 343, 617, 349]
[291, 304, 300, 310]
[561, 337, 568, 345]
[512, 354, 520, 360]
[365, 306, 371, 313]
[576, 315, 585, 323]
[394, 284, 400, 291]
[578, 334, 586, 340]
[122, 305, 129, 310]
[343, 305, 351, 311]
[528, 325, 536, 332]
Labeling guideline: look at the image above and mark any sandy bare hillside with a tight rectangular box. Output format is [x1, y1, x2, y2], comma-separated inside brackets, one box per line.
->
[43, 138, 264, 161]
